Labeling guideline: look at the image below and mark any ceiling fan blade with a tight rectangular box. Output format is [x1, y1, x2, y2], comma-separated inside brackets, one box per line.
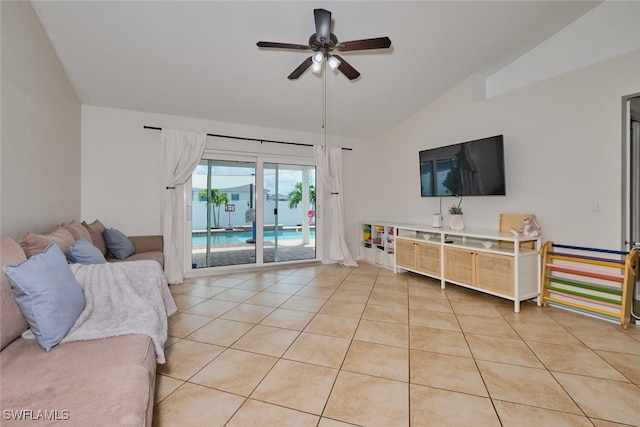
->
[336, 37, 391, 52]
[257, 41, 311, 51]
[287, 57, 313, 80]
[314, 8, 331, 43]
[332, 54, 360, 80]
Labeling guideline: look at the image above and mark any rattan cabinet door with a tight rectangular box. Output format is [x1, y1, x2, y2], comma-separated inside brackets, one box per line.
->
[444, 247, 475, 284]
[395, 238, 417, 270]
[416, 241, 440, 276]
[475, 252, 514, 296]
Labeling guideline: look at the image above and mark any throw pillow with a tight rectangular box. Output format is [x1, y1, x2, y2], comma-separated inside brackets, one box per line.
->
[103, 228, 135, 259]
[63, 220, 93, 244]
[82, 220, 108, 256]
[19, 227, 75, 258]
[66, 238, 107, 265]
[3, 243, 86, 351]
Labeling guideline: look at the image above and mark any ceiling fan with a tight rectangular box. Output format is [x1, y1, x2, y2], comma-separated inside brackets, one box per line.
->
[257, 8, 391, 80]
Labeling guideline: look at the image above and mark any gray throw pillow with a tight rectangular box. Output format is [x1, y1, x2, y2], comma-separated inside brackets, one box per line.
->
[66, 237, 107, 265]
[3, 243, 86, 351]
[103, 228, 135, 259]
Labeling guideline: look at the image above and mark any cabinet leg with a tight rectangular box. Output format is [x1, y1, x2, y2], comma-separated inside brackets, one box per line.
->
[514, 300, 520, 313]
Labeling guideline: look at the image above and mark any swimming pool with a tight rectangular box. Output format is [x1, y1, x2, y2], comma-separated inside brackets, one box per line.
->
[192, 228, 315, 246]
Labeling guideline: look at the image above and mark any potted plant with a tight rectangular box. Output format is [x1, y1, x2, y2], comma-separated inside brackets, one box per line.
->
[448, 197, 464, 230]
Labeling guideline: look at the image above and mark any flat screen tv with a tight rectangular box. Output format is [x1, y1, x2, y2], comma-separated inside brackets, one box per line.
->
[419, 135, 505, 197]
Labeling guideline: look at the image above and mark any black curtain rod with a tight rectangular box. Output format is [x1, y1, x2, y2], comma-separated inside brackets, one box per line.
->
[143, 126, 352, 151]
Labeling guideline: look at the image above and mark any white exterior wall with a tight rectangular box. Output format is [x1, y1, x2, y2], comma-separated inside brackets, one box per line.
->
[191, 201, 309, 231]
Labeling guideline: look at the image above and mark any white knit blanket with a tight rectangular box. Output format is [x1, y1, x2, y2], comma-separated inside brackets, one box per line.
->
[22, 261, 177, 363]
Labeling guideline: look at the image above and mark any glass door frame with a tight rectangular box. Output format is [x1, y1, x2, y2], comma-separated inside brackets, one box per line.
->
[261, 158, 318, 264]
[185, 151, 321, 276]
[621, 92, 640, 322]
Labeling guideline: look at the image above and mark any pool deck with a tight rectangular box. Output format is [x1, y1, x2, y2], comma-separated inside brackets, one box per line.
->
[191, 226, 316, 268]
[191, 239, 317, 268]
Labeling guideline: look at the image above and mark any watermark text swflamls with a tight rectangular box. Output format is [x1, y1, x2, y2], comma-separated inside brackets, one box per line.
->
[3, 409, 70, 421]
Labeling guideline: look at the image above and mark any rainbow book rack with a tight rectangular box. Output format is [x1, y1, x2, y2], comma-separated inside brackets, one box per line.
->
[540, 242, 639, 329]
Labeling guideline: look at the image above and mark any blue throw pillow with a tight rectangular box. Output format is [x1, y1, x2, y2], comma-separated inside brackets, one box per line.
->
[3, 243, 86, 351]
[66, 237, 107, 264]
[103, 228, 135, 259]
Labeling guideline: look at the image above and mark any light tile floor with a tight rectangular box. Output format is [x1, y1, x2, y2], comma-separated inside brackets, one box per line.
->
[153, 262, 640, 427]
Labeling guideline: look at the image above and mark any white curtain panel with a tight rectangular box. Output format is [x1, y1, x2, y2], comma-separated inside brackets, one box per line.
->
[161, 129, 207, 284]
[313, 146, 357, 267]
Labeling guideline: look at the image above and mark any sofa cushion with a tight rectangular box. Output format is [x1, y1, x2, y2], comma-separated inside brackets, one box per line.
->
[103, 228, 136, 259]
[0, 335, 156, 390]
[129, 235, 164, 254]
[63, 220, 93, 244]
[82, 219, 108, 256]
[108, 251, 164, 267]
[0, 238, 29, 351]
[66, 237, 107, 265]
[3, 243, 86, 351]
[18, 226, 75, 258]
[0, 364, 151, 427]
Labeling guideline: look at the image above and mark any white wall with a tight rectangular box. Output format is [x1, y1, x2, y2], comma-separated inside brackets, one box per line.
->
[81, 105, 374, 260]
[373, 49, 640, 249]
[0, 1, 81, 239]
[487, 1, 640, 98]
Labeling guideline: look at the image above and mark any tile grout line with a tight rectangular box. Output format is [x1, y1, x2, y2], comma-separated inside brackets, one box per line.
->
[314, 267, 376, 424]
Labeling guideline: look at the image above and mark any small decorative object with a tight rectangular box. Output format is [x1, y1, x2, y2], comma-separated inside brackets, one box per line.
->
[432, 213, 443, 228]
[448, 198, 464, 230]
[433, 198, 444, 228]
[482, 241, 493, 249]
[510, 216, 542, 238]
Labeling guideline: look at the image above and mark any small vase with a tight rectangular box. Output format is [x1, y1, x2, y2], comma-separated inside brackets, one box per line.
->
[449, 214, 465, 230]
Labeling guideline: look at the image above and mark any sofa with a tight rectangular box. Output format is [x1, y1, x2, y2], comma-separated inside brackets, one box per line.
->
[0, 221, 169, 426]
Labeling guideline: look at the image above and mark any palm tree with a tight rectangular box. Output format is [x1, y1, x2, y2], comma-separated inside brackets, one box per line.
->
[198, 188, 229, 228]
[288, 182, 315, 209]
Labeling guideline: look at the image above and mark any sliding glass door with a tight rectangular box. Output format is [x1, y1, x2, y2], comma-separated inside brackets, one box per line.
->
[263, 162, 316, 263]
[191, 159, 256, 268]
[190, 155, 317, 269]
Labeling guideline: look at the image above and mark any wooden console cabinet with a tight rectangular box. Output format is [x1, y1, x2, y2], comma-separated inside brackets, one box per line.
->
[362, 220, 541, 313]
[444, 247, 515, 297]
[396, 238, 441, 276]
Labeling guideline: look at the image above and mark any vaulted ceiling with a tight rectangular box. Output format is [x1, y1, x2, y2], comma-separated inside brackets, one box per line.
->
[31, 1, 601, 140]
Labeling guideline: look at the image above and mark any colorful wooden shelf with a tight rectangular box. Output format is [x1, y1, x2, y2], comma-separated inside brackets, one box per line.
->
[540, 242, 639, 329]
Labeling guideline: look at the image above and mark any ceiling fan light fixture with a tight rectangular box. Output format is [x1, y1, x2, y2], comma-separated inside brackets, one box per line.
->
[327, 55, 341, 71]
[312, 51, 324, 64]
[311, 62, 322, 74]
